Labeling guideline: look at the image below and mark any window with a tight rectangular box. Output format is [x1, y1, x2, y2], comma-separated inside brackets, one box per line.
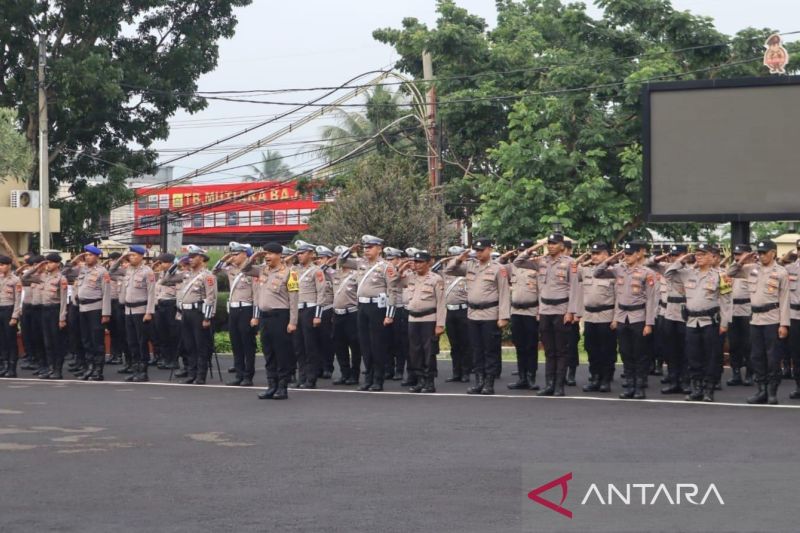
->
[138, 216, 158, 229]
[238, 210, 250, 226]
[226, 211, 238, 226]
[286, 209, 299, 225]
[159, 194, 169, 209]
[204, 213, 214, 228]
[299, 209, 312, 224]
[192, 214, 203, 228]
[274, 210, 286, 225]
[137, 196, 148, 209]
[262, 210, 274, 225]
[147, 195, 159, 209]
[250, 211, 261, 226]
[215, 212, 226, 227]
[182, 216, 191, 229]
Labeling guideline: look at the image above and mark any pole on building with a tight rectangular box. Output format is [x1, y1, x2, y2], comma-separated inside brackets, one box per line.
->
[731, 221, 750, 248]
[159, 209, 168, 252]
[422, 51, 439, 189]
[37, 34, 50, 251]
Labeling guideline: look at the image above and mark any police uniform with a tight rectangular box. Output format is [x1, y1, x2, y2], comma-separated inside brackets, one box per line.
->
[175, 246, 217, 384]
[20, 257, 46, 374]
[63, 263, 85, 375]
[66, 246, 112, 381]
[339, 235, 400, 392]
[292, 242, 330, 388]
[160, 256, 193, 376]
[106, 252, 129, 367]
[0, 255, 22, 377]
[513, 233, 580, 396]
[120, 246, 156, 382]
[594, 242, 658, 399]
[386, 247, 410, 383]
[728, 240, 790, 405]
[24, 254, 68, 379]
[504, 240, 541, 391]
[436, 247, 471, 383]
[574, 242, 617, 392]
[213, 243, 258, 386]
[243, 242, 299, 400]
[727, 244, 753, 387]
[315, 245, 336, 379]
[153, 253, 180, 370]
[331, 246, 361, 385]
[445, 237, 511, 395]
[664, 244, 732, 402]
[404, 251, 446, 392]
[563, 240, 581, 386]
[784, 240, 800, 399]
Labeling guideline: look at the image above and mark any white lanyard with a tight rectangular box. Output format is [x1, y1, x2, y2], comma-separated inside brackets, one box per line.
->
[179, 272, 205, 300]
[335, 272, 355, 298]
[357, 262, 384, 294]
[230, 272, 244, 295]
[445, 277, 463, 298]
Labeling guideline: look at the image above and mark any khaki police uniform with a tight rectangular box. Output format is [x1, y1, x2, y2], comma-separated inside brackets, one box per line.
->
[331, 266, 361, 384]
[214, 261, 257, 382]
[404, 270, 446, 388]
[0, 271, 22, 375]
[122, 263, 156, 380]
[575, 263, 617, 388]
[176, 266, 217, 382]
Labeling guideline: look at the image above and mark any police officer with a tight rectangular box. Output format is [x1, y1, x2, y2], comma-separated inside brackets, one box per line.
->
[385, 247, 410, 383]
[24, 253, 68, 379]
[729, 240, 790, 404]
[117, 246, 156, 382]
[727, 244, 753, 387]
[67, 246, 112, 381]
[214, 242, 258, 387]
[106, 252, 128, 367]
[499, 240, 541, 391]
[291, 240, 329, 389]
[665, 244, 732, 402]
[339, 235, 400, 392]
[563, 239, 581, 386]
[63, 259, 85, 376]
[153, 253, 181, 371]
[433, 247, 471, 383]
[243, 242, 299, 400]
[782, 240, 800, 400]
[647, 245, 689, 394]
[20, 255, 47, 375]
[0, 255, 22, 378]
[161, 255, 193, 377]
[514, 233, 580, 396]
[574, 242, 617, 393]
[400, 251, 446, 393]
[594, 241, 658, 399]
[446, 238, 511, 395]
[314, 245, 336, 379]
[330, 245, 361, 385]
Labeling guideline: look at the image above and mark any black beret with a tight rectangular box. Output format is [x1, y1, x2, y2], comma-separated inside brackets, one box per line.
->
[591, 242, 608, 252]
[695, 243, 720, 255]
[412, 251, 432, 262]
[0, 255, 11, 265]
[518, 239, 534, 250]
[157, 253, 176, 263]
[669, 244, 688, 255]
[733, 244, 752, 254]
[756, 240, 777, 252]
[547, 233, 564, 244]
[45, 253, 62, 263]
[623, 242, 643, 254]
[473, 238, 494, 250]
[264, 242, 283, 254]
[108, 252, 122, 260]
[31, 255, 45, 264]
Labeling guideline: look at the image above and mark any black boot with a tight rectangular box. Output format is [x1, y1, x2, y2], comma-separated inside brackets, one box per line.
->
[409, 376, 424, 393]
[345, 371, 359, 386]
[789, 378, 800, 400]
[400, 374, 417, 387]
[48, 357, 63, 380]
[272, 379, 288, 400]
[117, 363, 134, 374]
[726, 367, 743, 386]
[632, 382, 646, 400]
[89, 361, 104, 381]
[653, 359, 664, 376]
[582, 375, 600, 392]
[742, 368, 754, 386]
[445, 372, 462, 383]
[298, 378, 317, 389]
[598, 377, 611, 393]
[767, 375, 780, 405]
[80, 364, 95, 381]
[702, 380, 715, 402]
[421, 376, 436, 393]
[258, 379, 278, 399]
[368, 376, 384, 392]
[553, 374, 566, 397]
[357, 372, 373, 391]
[2, 360, 17, 378]
[537, 379, 555, 397]
[565, 367, 577, 387]
[661, 377, 683, 394]
[125, 363, 139, 382]
[132, 362, 149, 382]
[507, 374, 531, 390]
[481, 375, 495, 395]
[619, 379, 635, 399]
[685, 379, 704, 401]
[527, 371, 540, 391]
[467, 373, 485, 395]
[746, 380, 767, 404]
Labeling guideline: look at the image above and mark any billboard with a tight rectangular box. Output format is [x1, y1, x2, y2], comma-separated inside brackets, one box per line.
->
[643, 76, 800, 222]
[132, 181, 323, 241]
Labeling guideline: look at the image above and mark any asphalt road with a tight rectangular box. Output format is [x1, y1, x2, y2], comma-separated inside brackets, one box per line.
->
[0, 361, 798, 532]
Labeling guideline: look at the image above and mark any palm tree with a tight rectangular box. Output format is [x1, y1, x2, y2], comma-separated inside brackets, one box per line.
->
[244, 150, 292, 181]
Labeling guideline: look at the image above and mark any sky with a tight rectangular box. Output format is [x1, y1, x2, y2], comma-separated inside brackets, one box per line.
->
[156, 0, 800, 184]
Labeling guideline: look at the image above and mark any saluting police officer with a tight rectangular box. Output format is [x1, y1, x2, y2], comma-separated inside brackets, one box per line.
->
[339, 235, 400, 392]
[665, 244, 732, 402]
[314, 245, 336, 379]
[24, 254, 68, 379]
[291, 241, 329, 389]
[727, 244, 754, 387]
[152, 253, 180, 371]
[0, 255, 22, 378]
[20, 255, 47, 375]
[574, 242, 617, 393]
[329, 245, 361, 385]
[446, 238, 511, 396]
[214, 242, 258, 387]
[117, 246, 156, 382]
[385, 247, 411, 384]
[728, 240, 790, 405]
[432, 247, 471, 383]
[106, 252, 128, 367]
[514, 233, 580, 396]
[66, 246, 112, 381]
[781, 240, 800, 400]
[243, 242, 299, 400]
[594, 241, 658, 399]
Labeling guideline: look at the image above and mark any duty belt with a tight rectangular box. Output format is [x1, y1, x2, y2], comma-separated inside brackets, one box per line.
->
[467, 301, 499, 310]
[667, 296, 687, 304]
[334, 306, 358, 315]
[585, 304, 615, 313]
[791, 304, 800, 311]
[733, 298, 750, 305]
[540, 297, 569, 306]
[77, 297, 101, 305]
[124, 301, 148, 308]
[446, 303, 468, 311]
[408, 308, 436, 318]
[511, 301, 539, 309]
[685, 307, 720, 318]
[298, 302, 317, 309]
[618, 303, 646, 312]
[180, 303, 202, 310]
[358, 297, 380, 304]
[228, 301, 253, 308]
[752, 302, 779, 314]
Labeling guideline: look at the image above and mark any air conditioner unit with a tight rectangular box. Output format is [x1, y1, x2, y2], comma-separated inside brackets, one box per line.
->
[10, 190, 40, 208]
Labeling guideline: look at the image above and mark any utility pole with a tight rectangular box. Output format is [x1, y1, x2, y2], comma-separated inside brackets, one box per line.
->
[159, 208, 169, 252]
[422, 51, 440, 189]
[37, 34, 50, 251]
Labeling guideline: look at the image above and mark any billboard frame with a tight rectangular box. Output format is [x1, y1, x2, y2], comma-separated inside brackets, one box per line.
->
[642, 75, 800, 223]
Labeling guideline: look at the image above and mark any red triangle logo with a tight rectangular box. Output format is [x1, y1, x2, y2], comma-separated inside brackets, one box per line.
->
[527, 472, 573, 519]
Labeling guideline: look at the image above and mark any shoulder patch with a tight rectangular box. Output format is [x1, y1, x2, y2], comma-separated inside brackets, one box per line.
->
[103, 273, 111, 282]
[148, 273, 155, 283]
[647, 274, 655, 286]
[499, 267, 508, 278]
[206, 275, 215, 286]
[287, 271, 299, 292]
[386, 265, 396, 277]
[571, 263, 577, 274]
[316, 270, 324, 283]
[60, 278, 67, 289]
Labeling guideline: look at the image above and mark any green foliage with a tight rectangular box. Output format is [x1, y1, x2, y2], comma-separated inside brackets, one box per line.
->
[244, 150, 292, 181]
[0, 107, 34, 182]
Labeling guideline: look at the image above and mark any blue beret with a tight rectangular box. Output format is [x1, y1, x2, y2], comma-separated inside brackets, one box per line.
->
[129, 245, 147, 256]
[84, 245, 102, 256]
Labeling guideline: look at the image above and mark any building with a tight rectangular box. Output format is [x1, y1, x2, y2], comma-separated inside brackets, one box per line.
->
[0, 176, 60, 256]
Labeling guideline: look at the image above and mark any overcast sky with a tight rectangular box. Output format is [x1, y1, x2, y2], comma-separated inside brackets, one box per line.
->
[157, 0, 798, 184]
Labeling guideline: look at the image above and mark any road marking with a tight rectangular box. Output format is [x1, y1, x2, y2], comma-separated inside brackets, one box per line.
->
[0, 409, 23, 414]
[186, 432, 254, 447]
[7, 377, 800, 410]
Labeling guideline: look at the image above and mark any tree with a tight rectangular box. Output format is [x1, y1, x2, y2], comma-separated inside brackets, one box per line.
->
[299, 154, 455, 253]
[374, 0, 800, 247]
[244, 150, 292, 181]
[0, 107, 34, 182]
[0, 0, 252, 249]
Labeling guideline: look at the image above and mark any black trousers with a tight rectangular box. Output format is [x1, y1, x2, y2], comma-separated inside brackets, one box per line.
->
[125, 312, 152, 367]
[584, 321, 616, 380]
[333, 311, 361, 378]
[229, 306, 256, 380]
[511, 314, 538, 378]
[22, 304, 44, 366]
[788, 319, 800, 379]
[319, 308, 334, 374]
[67, 303, 84, 361]
[539, 314, 570, 382]
[389, 308, 409, 375]
[0, 306, 18, 365]
[357, 302, 390, 384]
[181, 309, 211, 379]
[260, 309, 293, 382]
[750, 324, 786, 382]
[79, 309, 105, 365]
[617, 320, 648, 385]
[662, 318, 687, 381]
[110, 300, 127, 359]
[653, 316, 666, 364]
[295, 307, 322, 383]
[155, 301, 179, 365]
[445, 309, 470, 377]
[685, 323, 723, 382]
[568, 322, 580, 370]
[408, 321, 436, 379]
[40, 305, 65, 369]
[468, 319, 501, 377]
